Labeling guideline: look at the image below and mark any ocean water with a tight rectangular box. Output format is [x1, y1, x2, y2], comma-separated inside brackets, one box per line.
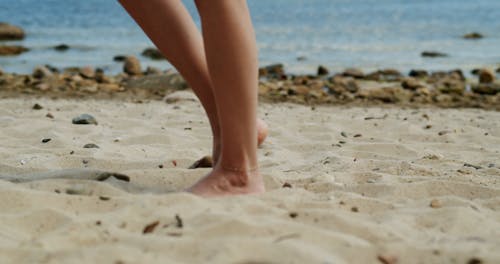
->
[0, 0, 499, 75]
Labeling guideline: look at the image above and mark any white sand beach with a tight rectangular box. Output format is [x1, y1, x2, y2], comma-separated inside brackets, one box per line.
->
[0, 93, 499, 263]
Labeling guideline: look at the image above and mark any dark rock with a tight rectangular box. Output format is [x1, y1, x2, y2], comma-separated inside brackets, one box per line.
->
[42, 138, 51, 143]
[471, 83, 500, 95]
[329, 76, 359, 93]
[471, 68, 481, 75]
[409, 69, 428, 78]
[79, 66, 95, 79]
[83, 143, 100, 149]
[113, 55, 127, 62]
[32, 66, 53, 79]
[449, 69, 465, 81]
[123, 56, 142, 75]
[44, 64, 59, 73]
[478, 69, 495, 83]
[421, 51, 448, 58]
[463, 32, 483, 39]
[32, 103, 43, 110]
[342, 68, 364, 79]
[142, 48, 164, 60]
[317, 65, 329, 76]
[72, 114, 98, 125]
[0, 45, 29, 56]
[0, 23, 25, 40]
[54, 44, 70, 51]
[0, 67, 3, 76]
[46, 113, 54, 119]
[259, 64, 285, 78]
[189, 156, 213, 169]
[496, 67, 500, 73]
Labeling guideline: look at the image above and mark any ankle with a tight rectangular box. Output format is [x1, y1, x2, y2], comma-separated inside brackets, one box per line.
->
[215, 165, 260, 188]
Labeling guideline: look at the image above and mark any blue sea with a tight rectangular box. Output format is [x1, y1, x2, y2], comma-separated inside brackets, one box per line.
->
[0, 0, 499, 75]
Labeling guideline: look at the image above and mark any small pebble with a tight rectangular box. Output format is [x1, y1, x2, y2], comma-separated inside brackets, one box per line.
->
[351, 207, 359, 212]
[46, 113, 54, 119]
[341, 131, 348, 137]
[353, 134, 362, 138]
[83, 143, 100, 149]
[282, 182, 292, 188]
[189, 156, 213, 169]
[32, 103, 43, 110]
[289, 212, 298, 218]
[158, 164, 164, 169]
[430, 199, 442, 208]
[72, 114, 98, 125]
[41, 138, 51, 143]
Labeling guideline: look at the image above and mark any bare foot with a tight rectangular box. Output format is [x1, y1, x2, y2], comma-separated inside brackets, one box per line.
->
[257, 118, 268, 147]
[186, 166, 265, 197]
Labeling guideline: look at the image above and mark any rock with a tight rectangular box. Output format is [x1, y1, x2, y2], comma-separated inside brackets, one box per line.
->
[0, 67, 3, 76]
[123, 56, 142, 75]
[449, 69, 465, 81]
[54, 44, 70, 51]
[32, 103, 43, 110]
[430, 199, 442, 208]
[113, 55, 127, 62]
[463, 32, 483, 39]
[83, 143, 100, 149]
[189, 156, 213, 169]
[145, 66, 162, 75]
[42, 138, 51, 143]
[401, 77, 425, 90]
[342, 68, 364, 79]
[471, 83, 500, 95]
[124, 73, 188, 93]
[496, 67, 500, 73]
[330, 76, 359, 93]
[287, 85, 309, 96]
[409, 69, 428, 78]
[478, 69, 495, 83]
[72, 114, 98, 125]
[0, 45, 29, 56]
[99, 83, 123, 92]
[317, 65, 329, 76]
[32, 66, 53, 79]
[365, 69, 403, 82]
[0, 23, 25, 40]
[141, 48, 164, 60]
[421, 51, 448, 58]
[357, 86, 412, 103]
[259, 64, 285, 78]
[434, 77, 465, 94]
[79, 66, 95, 79]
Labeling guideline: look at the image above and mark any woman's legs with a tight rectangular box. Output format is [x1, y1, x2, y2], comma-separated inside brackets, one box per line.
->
[117, 0, 266, 166]
[186, 0, 264, 196]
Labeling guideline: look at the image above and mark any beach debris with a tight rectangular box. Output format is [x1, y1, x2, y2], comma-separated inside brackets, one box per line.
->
[377, 254, 398, 264]
[0, 45, 28, 56]
[341, 131, 348, 137]
[99, 196, 110, 201]
[464, 163, 482, 170]
[188, 156, 213, 169]
[123, 56, 142, 76]
[171, 160, 177, 167]
[282, 182, 292, 188]
[41, 138, 51, 143]
[158, 164, 164, 169]
[141, 47, 164, 60]
[32, 103, 43, 110]
[478, 69, 495, 84]
[46, 113, 54, 119]
[83, 143, 99, 149]
[317, 65, 329, 76]
[351, 206, 359, 212]
[72, 114, 98, 125]
[463, 32, 483, 39]
[82, 159, 89, 164]
[20, 159, 26, 165]
[274, 233, 301, 243]
[54, 44, 70, 51]
[421, 51, 448, 58]
[353, 134, 362, 138]
[0, 22, 25, 40]
[175, 214, 183, 228]
[143, 220, 160, 234]
[430, 199, 442, 208]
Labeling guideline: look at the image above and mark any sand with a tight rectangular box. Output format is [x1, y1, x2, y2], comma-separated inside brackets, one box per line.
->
[0, 92, 499, 264]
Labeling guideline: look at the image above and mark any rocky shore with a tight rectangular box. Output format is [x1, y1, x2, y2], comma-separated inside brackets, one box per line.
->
[1, 58, 499, 111]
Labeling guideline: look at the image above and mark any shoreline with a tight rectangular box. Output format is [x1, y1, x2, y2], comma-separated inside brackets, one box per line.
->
[1, 59, 499, 111]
